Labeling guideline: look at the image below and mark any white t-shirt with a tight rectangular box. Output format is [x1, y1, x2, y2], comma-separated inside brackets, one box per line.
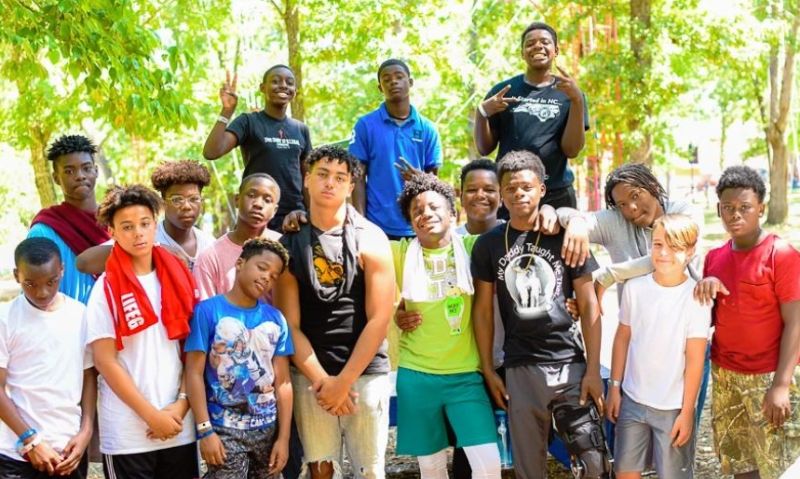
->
[155, 221, 215, 272]
[619, 274, 711, 409]
[0, 294, 91, 460]
[85, 271, 195, 455]
[455, 224, 505, 368]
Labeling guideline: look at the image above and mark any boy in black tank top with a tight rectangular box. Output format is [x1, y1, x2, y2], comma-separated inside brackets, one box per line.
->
[274, 145, 395, 479]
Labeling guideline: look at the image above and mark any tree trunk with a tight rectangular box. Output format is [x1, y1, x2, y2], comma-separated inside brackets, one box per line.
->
[766, 6, 799, 225]
[30, 126, 57, 209]
[466, 0, 480, 161]
[629, 0, 653, 166]
[719, 109, 728, 170]
[283, 0, 304, 122]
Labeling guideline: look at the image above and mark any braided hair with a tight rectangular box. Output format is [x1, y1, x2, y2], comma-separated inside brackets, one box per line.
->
[604, 163, 667, 209]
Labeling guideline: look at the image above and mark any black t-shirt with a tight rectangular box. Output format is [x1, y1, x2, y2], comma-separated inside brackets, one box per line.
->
[471, 223, 598, 367]
[280, 217, 390, 376]
[227, 111, 312, 229]
[485, 74, 590, 190]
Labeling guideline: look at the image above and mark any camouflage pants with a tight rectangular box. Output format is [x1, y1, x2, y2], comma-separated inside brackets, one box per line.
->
[712, 364, 800, 479]
[205, 424, 277, 479]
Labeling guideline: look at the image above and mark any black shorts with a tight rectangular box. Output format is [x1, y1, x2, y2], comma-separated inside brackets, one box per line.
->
[0, 452, 88, 479]
[102, 442, 198, 479]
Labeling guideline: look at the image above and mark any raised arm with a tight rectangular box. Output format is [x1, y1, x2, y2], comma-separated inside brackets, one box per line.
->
[203, 71, 240, 160]
[474, 85, 518, 156]
[553, 67, 586, 158]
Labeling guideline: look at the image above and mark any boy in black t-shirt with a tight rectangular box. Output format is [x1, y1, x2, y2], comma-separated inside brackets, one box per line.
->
[473, 22, 589, 209]
[471, 150, 610, 479]
[203, 65, 312, 231]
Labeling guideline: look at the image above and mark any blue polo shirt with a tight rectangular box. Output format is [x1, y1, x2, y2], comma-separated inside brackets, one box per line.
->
[349, 103, 442, 237]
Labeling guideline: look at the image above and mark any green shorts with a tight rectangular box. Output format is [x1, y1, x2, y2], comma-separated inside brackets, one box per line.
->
[712, 364, 800, 479]
[395, 367, 497, 456]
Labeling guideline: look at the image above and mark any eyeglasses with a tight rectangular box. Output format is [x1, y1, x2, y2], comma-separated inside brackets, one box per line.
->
[167, 195, 203, 207]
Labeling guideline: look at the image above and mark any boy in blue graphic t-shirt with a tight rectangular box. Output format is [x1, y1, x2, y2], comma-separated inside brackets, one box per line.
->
[186, 238, 294, 479]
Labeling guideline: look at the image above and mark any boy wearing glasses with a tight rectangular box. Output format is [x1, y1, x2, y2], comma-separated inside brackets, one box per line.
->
[76, 160, 216, 273]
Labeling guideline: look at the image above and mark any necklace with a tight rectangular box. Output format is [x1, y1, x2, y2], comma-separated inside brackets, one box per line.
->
[504, 222, 542, 271]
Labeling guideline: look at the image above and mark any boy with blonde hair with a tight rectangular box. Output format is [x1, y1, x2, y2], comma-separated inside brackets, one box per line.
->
[607, 214, 710, 478]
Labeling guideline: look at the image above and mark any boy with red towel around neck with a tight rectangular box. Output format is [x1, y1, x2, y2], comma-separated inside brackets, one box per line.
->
[85, 185, 199, 479]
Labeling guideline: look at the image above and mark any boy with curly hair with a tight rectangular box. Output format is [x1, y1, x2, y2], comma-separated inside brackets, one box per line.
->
[186, 238, 294, 479]
[85, 185, 199, 479]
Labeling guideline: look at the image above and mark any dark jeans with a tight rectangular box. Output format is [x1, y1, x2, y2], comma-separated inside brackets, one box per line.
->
[0, 453, 88, 479]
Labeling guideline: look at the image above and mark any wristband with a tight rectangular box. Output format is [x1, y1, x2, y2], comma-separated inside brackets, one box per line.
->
[197, 428, 215, 440]
[18, 428, 36, 443]
[610, 379, 622, 388]
[217, 115, 230, 125]
[17, 435, 41, 456]
[177, 392, 188, 401]
[477, 103, 489, 118]
[197, 421, 212, 432]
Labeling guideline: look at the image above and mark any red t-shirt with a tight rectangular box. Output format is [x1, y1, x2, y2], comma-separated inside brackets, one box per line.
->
[704, 234, 800, 373]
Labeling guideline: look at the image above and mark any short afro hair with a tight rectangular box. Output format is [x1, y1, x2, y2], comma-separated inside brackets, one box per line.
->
[497, 150, 546, 185]
[46, 135, 97, 162]
[150, 160, 211, 195]
[521, 22, 558, 49]
[14, 237, 61, 267]
[716, 165, 766, 203]
[262, 64, 294, 83]
[398, 173, 457, 224]
[377, 58, 411, 81]
[460, 158, 498, 187]
[239, 173, 281, 200]
[240, 238, 290, 273]
[304, 145, 363, 179]
[97, 185, 162, 227]
[605, 163, 667, 209]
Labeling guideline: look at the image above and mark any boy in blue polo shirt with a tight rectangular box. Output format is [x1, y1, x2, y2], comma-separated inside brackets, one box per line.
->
[348, 58, 442, 240]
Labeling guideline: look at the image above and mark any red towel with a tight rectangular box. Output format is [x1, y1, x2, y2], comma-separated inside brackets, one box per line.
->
[103, 244, 198, 350]
[30, 202, 110, 255]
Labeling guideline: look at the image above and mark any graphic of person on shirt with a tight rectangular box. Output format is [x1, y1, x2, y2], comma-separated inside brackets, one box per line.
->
[505, 254, 556, 317]
[207, 316, 281, 429]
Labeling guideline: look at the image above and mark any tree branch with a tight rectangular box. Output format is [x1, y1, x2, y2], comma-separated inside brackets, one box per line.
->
[269, 0, 286, 17]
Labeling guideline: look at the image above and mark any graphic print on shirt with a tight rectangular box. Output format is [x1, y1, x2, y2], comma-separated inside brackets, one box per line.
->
[313, 244, 344, 287]
[511, 97, 562, 123]
[208, 317, 281, 429]
[498, 242, 562, 320]
[263, 128, 301, 150]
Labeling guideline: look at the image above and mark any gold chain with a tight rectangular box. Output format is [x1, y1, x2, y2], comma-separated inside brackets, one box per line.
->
[504, 222, 542, 271]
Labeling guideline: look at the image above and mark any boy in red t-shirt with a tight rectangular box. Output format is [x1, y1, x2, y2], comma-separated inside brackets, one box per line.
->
[695, 165, 800, 479]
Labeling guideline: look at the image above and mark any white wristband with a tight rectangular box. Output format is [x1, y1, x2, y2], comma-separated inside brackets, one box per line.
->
[197, 421, 212, 432]
[217, 115, 230, 125]
[18, 435, 41, 456]
[477, 103, 489, 118]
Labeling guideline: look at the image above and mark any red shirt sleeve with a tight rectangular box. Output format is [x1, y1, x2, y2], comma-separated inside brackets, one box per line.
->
[773, 239, 800, 304]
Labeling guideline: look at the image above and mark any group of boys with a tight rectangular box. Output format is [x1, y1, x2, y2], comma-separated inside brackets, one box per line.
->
[1, 19, 798, 479]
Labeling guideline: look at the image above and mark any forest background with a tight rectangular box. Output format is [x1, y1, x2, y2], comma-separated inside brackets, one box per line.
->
[0, 0, 798, 270]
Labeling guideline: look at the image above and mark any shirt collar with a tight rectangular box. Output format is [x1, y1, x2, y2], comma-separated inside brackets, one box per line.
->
[379, 102, 418, 125]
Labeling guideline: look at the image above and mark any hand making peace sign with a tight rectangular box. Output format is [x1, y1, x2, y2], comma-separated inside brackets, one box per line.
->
[479, 84, 520, 118]
[552, 65, 582, 103]
[219, 70, 239, 111]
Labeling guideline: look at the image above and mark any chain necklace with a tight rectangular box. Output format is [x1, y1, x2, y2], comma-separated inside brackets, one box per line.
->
[504, 222, 542, 271]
